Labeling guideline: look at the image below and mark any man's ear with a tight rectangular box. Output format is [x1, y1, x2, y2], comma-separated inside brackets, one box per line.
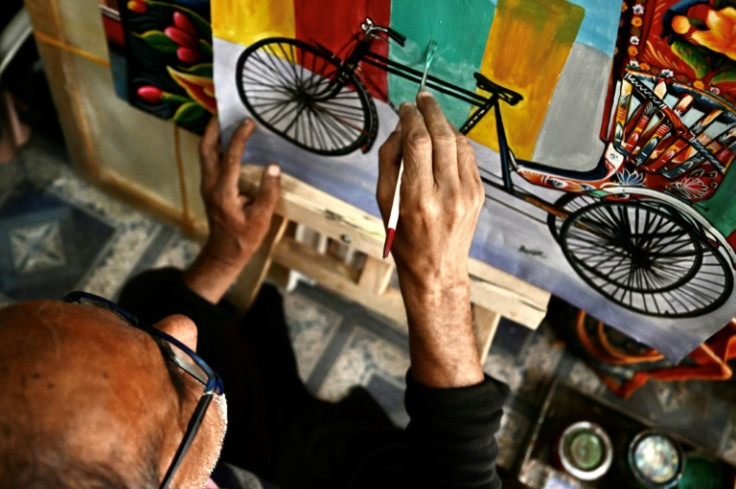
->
[153, 315, 198, 352]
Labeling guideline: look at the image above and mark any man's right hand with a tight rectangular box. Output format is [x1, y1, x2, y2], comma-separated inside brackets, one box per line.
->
[376, 92, 486, 388]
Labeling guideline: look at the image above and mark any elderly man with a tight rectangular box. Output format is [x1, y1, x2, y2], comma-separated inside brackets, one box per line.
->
[0, 93, 508, 489]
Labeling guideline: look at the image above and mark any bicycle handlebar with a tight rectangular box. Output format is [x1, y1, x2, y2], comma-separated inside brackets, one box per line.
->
[385, 26, 407, 46]
[361, 17, 406, 47]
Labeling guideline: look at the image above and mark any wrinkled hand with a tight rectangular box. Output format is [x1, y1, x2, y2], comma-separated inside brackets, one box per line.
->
[199, 117, 281, 266]
[376, 92, 485, 388]
[183, 118, 281, 303]
[377, 92, 484, 291]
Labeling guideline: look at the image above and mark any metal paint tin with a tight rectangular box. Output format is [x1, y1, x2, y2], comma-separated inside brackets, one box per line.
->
[678, 453, 725, 489]
[628, 430, 683, 488]
[556, 421, 613, 481]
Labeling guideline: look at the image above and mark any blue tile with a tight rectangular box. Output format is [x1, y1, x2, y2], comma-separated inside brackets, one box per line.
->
[0, 183, 115, 300]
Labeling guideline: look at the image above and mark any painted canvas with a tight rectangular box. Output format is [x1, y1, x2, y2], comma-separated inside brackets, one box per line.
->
[99, 0, 215, 134]
[212, 0, 736, 360]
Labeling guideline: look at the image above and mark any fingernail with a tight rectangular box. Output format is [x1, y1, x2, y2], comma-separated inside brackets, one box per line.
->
[242, 118, 253, 127]
[267, 164, 280, 177]
[418, 90, 434, 99]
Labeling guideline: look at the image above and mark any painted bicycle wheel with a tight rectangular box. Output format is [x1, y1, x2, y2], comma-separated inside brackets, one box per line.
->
[236, 37, 375, 156]
[559, 200, 733, 317]
[547, 193, 600, 242]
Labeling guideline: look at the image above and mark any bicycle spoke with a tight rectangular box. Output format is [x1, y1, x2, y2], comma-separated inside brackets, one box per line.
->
[255, 47, 294, 88]
[237, 38, 372, 155]
[313, 106, 359, 147]
[560, 200, 733, 317]
[253, 99, 296, 127]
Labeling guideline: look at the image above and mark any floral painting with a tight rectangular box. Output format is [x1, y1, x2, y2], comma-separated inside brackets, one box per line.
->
[624, 0, 736, 103]
[98, 0, 214, 134]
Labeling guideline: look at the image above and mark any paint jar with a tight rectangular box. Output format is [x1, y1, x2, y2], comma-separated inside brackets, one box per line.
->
[554, 421, 613, 481]
[627, 430, 683, 488]
[678, 453, 725, 489]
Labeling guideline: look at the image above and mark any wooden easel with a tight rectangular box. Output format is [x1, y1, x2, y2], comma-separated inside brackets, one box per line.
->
[233, 164, 550, 362]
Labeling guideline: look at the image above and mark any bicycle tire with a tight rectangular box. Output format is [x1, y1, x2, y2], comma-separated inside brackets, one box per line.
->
[235, 37, 375, 156]
[559, 199, 733, 318]
[547, 193, 600, 242]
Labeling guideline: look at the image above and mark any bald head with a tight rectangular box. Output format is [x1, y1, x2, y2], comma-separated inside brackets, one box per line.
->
[0, 300, 226, 489]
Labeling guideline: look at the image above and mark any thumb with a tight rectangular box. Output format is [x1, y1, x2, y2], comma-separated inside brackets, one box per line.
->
[251, 164, 281, 216]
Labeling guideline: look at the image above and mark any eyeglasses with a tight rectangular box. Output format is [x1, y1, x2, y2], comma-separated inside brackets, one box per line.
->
[62, 291, 225, 489]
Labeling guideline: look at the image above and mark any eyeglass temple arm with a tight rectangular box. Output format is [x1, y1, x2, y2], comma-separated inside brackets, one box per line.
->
[158, 394, 214, 489]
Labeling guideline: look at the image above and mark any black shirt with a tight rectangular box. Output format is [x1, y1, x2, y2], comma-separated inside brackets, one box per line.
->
[119, 268, 508, 489]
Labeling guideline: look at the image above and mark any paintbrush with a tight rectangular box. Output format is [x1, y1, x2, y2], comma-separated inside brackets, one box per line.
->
[383, 40, 438, 259]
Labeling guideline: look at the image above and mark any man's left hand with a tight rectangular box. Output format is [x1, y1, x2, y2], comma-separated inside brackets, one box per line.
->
[183, 117, 281, 303]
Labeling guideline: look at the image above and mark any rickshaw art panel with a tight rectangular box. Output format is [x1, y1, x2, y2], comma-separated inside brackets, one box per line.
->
[212, 0, 736, 361]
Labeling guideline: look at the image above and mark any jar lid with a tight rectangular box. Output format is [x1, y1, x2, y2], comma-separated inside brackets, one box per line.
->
[628, 430, 683, 488]
[557, 421, 613, 481]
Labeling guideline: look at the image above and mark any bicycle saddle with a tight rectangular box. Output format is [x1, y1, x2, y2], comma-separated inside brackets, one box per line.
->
[474, 72, 522, 106]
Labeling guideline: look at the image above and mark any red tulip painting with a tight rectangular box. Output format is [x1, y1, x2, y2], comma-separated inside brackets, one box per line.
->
[98, 0, 214, 134]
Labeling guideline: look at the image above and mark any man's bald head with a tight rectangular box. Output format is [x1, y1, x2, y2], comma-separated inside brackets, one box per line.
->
[0, 300, 226, 489]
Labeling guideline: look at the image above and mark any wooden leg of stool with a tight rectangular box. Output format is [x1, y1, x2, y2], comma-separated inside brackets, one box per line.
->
[0, 90, 30, 164]
[473, 305, 501, 364]
[230, 215, 288, 311]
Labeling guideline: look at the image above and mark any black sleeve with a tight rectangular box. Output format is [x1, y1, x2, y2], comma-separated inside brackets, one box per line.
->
[117, 267, 308, 476]
[117, 267, 239, 329]
[403, 371, 509, 489]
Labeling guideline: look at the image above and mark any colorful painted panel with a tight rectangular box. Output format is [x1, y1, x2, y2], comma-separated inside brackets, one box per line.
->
[99, 0, 215, 134]
[213, 0, 736, 360]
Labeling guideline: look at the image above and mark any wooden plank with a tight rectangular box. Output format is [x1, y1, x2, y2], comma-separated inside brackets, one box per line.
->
[358, 256, 394, 295]
[26, 0, 100, 176]
[25, 0, 64, 40]
[469, 275, 547, 329]
[472, 306, 501, 364]
[240, 164, 549, 330]
[469, 258, 549, 312]
[273, 236, 408, 328]
[240, 164, 389, 259]
[93, 169, 202, 239]
[230, 215, 288, 311]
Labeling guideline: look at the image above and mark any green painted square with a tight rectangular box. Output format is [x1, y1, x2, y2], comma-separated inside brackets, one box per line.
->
[388, 0, 495, 128]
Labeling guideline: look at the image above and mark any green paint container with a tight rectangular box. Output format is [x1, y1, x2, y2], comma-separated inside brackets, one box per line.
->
[678, 453, 725, 489]
[556, 421, 613, 481]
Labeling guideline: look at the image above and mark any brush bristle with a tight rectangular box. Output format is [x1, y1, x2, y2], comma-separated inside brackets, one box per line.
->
[425, 40, 438, 67]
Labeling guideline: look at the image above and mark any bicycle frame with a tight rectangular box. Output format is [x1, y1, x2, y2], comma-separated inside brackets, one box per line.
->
[234, 19, 736, 317]
[320, 19, 523, 195]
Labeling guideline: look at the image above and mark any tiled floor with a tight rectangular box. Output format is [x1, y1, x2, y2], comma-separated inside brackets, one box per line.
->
[4, 134, 736, 483]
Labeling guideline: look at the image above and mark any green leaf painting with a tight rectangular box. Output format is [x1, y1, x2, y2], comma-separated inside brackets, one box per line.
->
[671, 39, 710, 79]
[136, 30, 178, 54]
[172, 102, 208, 125]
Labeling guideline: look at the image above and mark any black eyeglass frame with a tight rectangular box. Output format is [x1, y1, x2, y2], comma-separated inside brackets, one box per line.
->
[62, 291, 225, 489]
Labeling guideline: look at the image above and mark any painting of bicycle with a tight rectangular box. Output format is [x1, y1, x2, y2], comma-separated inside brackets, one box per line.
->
[211, 0, 736, 360]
